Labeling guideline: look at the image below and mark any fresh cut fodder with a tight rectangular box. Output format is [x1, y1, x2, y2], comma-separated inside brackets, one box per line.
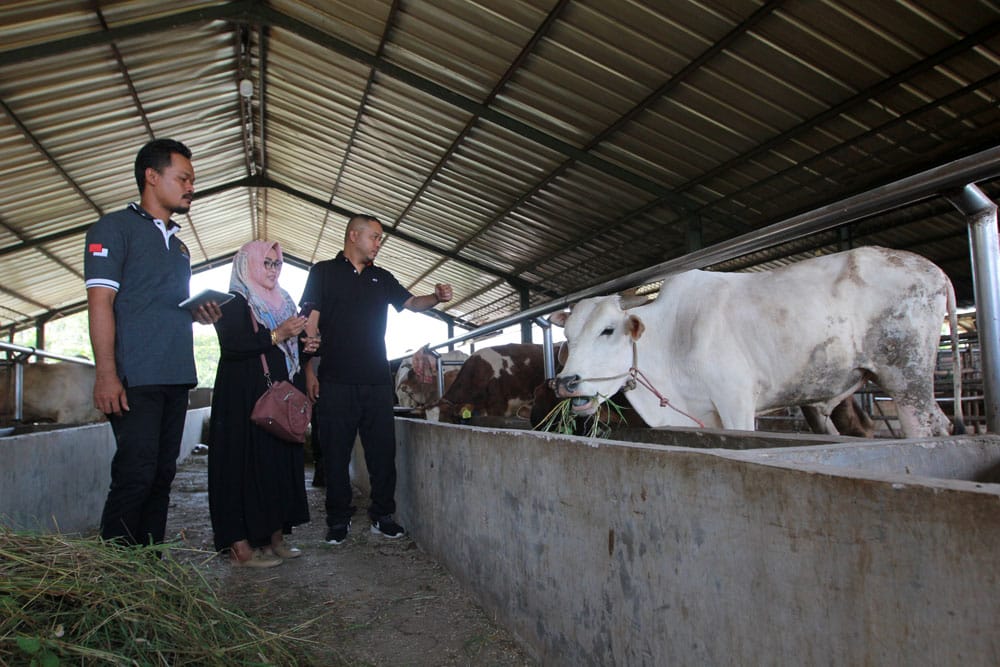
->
[0, 527, 310, 665]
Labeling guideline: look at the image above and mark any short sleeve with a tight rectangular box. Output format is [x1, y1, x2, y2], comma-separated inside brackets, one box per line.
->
[84, 217, 126, 291]
[300, 261, 323, 309]
[383, 270, 413, 312]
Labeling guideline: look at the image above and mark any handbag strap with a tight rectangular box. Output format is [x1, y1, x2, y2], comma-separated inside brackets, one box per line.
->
[248, 308, 274, 387]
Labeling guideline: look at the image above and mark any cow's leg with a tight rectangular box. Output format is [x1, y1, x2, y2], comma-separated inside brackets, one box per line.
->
[831, 396, 876, 438]
[712, 393, 756, 431]
[801, 405, 838, 435]
[799, 405, 837, 435]
[801, 396, 874, 437]
[872, 367, 951, 438]
[892, 395, 952, 438]
[719, 411, 755, 431]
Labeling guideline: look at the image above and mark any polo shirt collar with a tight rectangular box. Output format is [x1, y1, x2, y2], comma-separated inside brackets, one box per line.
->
[336, 250, 375, 272]
[129, 202, 181, 231]
[129, 202, 181, 248]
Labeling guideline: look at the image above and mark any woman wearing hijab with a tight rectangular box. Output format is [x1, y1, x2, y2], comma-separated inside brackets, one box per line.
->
[208, 241, 312, 567]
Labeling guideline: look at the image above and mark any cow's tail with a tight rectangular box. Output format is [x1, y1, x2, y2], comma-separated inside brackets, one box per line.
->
[946, 279, 966, 435]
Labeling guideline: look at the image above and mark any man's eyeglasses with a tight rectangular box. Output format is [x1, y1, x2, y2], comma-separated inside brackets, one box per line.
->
[263, 259, 282, 271]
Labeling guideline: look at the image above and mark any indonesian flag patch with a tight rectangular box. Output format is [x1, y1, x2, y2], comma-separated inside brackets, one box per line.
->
[88, 243, 108, 257]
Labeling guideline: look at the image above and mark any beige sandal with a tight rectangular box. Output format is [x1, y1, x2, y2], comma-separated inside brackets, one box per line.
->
[269, 542, 303, 559]
[231, 548, 283, 568]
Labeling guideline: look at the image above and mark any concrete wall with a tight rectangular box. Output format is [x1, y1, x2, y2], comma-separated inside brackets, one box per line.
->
[392, 420, 1000, 666]
[0, 407, 209, 534]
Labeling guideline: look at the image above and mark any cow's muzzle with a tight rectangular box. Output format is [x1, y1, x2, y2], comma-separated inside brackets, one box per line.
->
[553, 374, 581, 397]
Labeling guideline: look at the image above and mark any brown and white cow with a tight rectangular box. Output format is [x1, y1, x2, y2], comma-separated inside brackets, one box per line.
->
[394, 345, 468, 412]
[0, 361, 105, 425]
[552, 247, 964, 439]
[425, 343, 545, 423]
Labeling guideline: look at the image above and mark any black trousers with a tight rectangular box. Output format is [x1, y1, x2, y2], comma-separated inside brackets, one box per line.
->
[100, 384, 188, 545]
[317, 383, 397, 526]
[310, 408, 324, 476]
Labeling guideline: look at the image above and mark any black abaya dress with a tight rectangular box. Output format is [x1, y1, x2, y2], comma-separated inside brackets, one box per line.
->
[207, 293, 310, 552]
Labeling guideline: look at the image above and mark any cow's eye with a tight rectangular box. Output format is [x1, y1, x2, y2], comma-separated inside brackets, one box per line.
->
[600, 326, 614, 336]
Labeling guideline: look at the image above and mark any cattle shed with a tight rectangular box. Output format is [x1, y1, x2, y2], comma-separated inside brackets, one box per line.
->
[5, 0, 1000, 428]
[4, 2, 1000, 665]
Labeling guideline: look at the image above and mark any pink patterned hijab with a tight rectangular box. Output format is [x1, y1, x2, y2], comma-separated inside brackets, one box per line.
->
[229, 240, 300, 378]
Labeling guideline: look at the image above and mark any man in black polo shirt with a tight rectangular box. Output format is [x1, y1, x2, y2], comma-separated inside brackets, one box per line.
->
[301, 214, 452, 544]
[85, 138, 221, 546]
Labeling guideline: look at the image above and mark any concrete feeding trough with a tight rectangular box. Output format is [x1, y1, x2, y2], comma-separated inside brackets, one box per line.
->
[389, 419, 1000, 665]
[0, 409, 210, 533]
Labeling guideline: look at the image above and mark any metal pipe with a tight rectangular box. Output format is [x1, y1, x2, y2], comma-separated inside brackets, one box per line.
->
[0, 342, 95, 366]
[435, 353, 444, 404]
[13, 361, 23, 422]
[535, 317, 555, 379]
[948, 184, 1000, 432]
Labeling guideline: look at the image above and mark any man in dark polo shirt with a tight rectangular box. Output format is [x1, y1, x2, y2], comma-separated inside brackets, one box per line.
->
[84, 138, 221, 546]
[301, 214, 452, 544]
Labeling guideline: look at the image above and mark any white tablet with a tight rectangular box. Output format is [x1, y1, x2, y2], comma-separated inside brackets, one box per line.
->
[179, 289, 235, 310]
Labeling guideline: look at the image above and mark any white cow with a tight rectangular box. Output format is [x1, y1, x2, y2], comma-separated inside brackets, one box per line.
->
[552, 247, 964, 439]
[0, 361, 105, 425]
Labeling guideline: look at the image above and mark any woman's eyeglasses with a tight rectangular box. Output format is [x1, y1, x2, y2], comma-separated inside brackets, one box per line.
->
[263, 259, 282, 271]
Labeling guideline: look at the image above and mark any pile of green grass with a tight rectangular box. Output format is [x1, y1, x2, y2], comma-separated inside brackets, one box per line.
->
[0, 528, 309, 665]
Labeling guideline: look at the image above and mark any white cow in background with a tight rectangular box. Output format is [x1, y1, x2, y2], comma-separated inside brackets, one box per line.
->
[552, 247, 964, 439]
[0, 361, 105, 425]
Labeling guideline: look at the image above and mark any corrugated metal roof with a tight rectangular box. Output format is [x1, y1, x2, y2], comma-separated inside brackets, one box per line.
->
[1, 0, 999, 335]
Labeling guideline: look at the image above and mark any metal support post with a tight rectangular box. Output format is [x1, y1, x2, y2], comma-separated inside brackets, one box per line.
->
[535, 317, 556, 380]
[948, 184, 1000, 432]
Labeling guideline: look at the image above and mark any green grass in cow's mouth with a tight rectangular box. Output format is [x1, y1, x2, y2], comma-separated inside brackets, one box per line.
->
[535, 395, 627, 438]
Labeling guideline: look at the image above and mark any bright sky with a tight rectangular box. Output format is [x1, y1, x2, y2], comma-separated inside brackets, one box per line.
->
[189, 262, 550, 360]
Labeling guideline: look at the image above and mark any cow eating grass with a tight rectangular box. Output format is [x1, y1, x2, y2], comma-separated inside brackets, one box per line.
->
[551, 246, 964, 439]
[534, 394, 631, 438]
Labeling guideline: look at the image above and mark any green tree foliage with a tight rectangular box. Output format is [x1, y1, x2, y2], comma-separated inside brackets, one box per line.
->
[192, 327, 220, 388]
[12, 312, 92, 359]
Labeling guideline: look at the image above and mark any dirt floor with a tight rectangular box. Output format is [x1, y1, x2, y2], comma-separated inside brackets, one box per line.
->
[165, 452, 536, 666]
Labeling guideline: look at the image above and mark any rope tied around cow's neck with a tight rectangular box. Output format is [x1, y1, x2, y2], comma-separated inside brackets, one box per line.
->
[627, 366, 705, 428]
[574, 341, 705, 428]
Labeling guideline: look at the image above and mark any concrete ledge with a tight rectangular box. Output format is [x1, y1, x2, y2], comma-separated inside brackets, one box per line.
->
[393, 420, 1000, 665]
[728, 435, 1000, 484]
[0, 407, 210, 534]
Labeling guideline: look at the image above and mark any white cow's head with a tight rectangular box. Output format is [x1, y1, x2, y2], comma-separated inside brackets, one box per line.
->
[550, 295, 646, 415]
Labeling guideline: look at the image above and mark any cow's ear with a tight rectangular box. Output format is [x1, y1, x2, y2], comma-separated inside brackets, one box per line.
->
[626, 315, 645, 340]
[548, 310, 569, 327]
[556, 341, 569, 365]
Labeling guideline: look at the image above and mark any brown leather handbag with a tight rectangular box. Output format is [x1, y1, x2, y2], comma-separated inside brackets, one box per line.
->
[248, 311, 311, 443]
